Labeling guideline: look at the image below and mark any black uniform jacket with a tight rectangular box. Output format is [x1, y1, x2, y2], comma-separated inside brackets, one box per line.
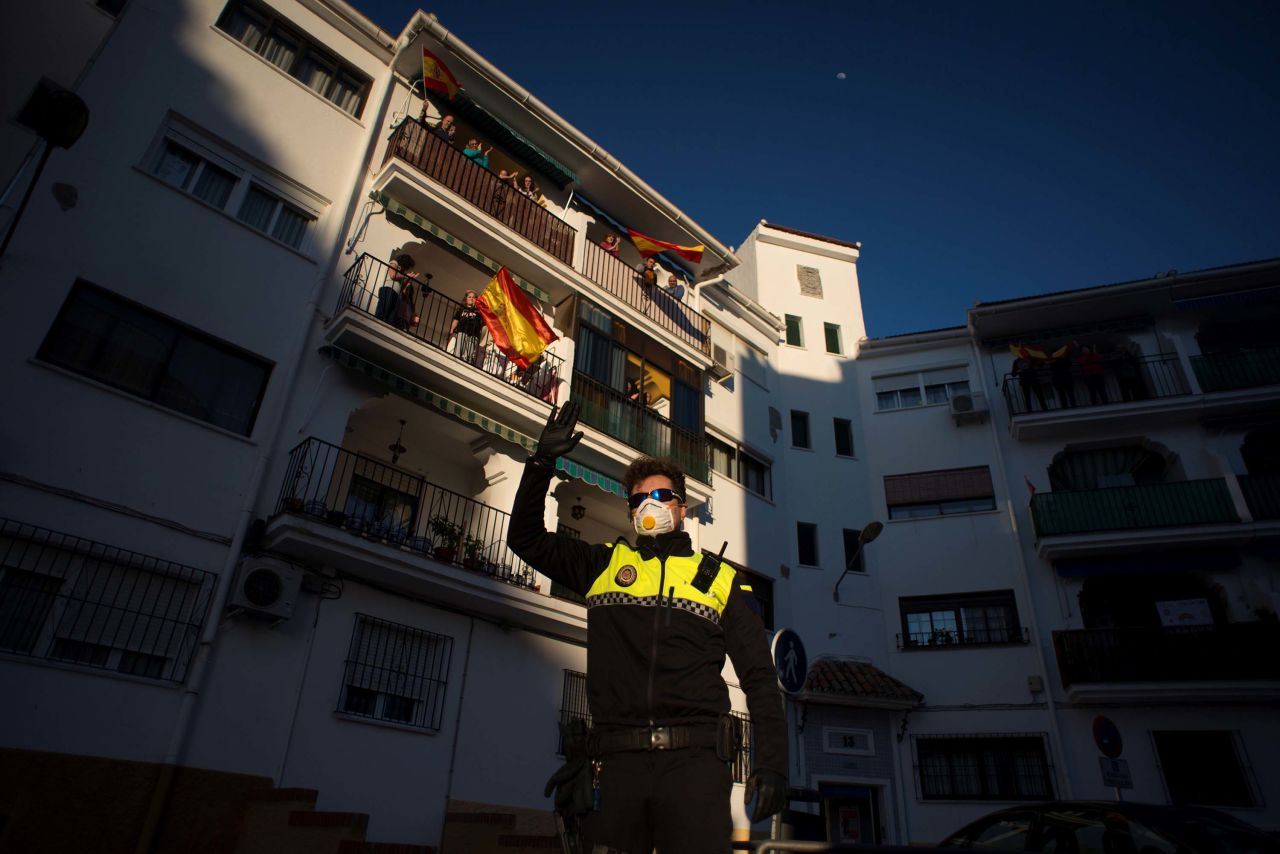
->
[507, 459, 787, 775]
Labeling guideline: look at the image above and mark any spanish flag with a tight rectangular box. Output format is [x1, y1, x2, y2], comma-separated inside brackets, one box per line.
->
[476, 268, 557, 369]
[422, 48, 460, 100]
[626, 228, 705, 263]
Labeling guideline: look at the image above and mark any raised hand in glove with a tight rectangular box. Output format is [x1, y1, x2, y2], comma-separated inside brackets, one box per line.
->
[531, 401, 584, 465]
[744, 768, 788, 822]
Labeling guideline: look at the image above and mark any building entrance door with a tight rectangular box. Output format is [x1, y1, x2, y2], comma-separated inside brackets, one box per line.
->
[822, 785, 881, 845]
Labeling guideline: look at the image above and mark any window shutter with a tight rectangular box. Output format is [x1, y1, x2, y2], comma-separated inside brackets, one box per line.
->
[885, 467, 994, 506]
[797, 265, 823, 298]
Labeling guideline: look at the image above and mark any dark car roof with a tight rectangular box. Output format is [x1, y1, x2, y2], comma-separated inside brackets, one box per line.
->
[943, 801, 1274, 844]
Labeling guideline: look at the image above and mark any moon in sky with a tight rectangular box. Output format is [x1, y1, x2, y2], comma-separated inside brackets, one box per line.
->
[836, 72, 847, 80]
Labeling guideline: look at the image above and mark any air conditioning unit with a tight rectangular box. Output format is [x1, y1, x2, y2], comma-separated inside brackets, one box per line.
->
[949, 391, 988, 425]
[708, 343, 733, 380]
[229, 557, 302, 620]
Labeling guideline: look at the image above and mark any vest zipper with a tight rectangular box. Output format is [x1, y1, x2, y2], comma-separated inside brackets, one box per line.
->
[646, 555, 668, 726]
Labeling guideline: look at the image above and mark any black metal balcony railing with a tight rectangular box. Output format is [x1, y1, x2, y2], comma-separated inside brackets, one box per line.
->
[384, 117, 576, 266]
[580, 240, 711, 355]
[897, 627, 1031, 650]
[1001, 353, 1190, 416]
[1030, 479, 1239, 538]
[337, 254, 562, 403]
[1239, 475, 1280, 521]
[1053, 623, 1280, 687]
[276, 438, 537, 590]
[1190, 346, 1280, 393]
[570, 374, 709, 483]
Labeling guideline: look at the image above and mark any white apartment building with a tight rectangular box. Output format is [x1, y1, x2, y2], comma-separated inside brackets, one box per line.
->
[3, 1, 1277, 852]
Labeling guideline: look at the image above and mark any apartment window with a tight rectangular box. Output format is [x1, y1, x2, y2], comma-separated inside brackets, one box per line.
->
[1153, 731, 1255, 807]
[797, 265, 823, 298]
[917, 735, 1053, 801]
[790, 410, 811, 449]
[899, 590, 1023, 648]
[708, 436, 772, 499]
[834, 418, 854, 457]
[784, 315, 804, 347]
[797, 522, 819, 566]
[557, 669, 591, 754]
[216, 0, 370, 116]
[874, 366, 970, 411]
[38, 281, 273, 436]
[885, 466, 996, 519]
[841, 529, 866, 574]
[337, 614, 453, 732]
[0, 519, 216, 683]
[824, 323, 842, 355]
[146, 122, 320, 250]
[730, 711, 754, 783]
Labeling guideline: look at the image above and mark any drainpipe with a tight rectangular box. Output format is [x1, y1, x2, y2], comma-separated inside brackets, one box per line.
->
[134, 61, 400, 854]
[969, 337, 1075, 800]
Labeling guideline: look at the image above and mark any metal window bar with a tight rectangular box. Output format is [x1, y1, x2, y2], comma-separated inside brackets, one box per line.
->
[1001, 352, 1191, 416]
[337, 253, 563, 404]
[275, 437, 538, 590]
[337, 613, 453, 731]
[383, 118, 576, 265]
[730, 710, 753, 784]
[579, 239, 711, 355]
[897, 626, 1030, 649]
[557, 668, 591, 755]
[0, 518, 216, 683]
[570, 373, 709, 483]
[913, 734, 1054, 802]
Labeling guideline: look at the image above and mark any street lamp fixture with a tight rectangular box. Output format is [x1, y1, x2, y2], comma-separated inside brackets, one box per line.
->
[832, 520, 883, 602]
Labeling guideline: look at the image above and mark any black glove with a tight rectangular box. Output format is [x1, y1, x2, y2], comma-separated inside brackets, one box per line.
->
[544, 719, 593, 817]
[745, 768, 788, 822]
[532, 401, 583, 465]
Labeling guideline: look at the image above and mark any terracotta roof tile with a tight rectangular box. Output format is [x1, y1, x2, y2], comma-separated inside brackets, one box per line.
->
[803, 657, 923, 705]
[761, 221, 861, 250]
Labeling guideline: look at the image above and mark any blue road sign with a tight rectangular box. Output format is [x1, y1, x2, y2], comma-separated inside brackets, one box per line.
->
[772, 628, 807, 695]
[1093, 716, 1123, 759]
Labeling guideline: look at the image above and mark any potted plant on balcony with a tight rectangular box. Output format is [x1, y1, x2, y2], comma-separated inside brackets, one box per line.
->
[461, 535, 484, 570]
[429, 515, 461, 563]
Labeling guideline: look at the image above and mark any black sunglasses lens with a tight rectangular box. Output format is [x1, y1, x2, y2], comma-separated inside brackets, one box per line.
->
[629, 489, 680, 508]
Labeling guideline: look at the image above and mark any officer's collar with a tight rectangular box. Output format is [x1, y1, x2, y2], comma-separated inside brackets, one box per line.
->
[634, 530, 693, 560]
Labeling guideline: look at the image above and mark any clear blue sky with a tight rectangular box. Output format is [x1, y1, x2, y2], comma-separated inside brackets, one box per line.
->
[355, 0, 1280, 337]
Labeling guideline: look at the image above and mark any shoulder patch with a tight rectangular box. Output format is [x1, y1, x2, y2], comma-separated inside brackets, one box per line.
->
[614, 564, 638, 587]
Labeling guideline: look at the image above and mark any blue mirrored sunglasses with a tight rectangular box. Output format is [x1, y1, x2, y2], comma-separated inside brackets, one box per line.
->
[628, 488, 684, 509]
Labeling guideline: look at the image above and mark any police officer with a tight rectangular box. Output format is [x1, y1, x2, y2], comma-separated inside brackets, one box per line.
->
[508, 402, 788, 854]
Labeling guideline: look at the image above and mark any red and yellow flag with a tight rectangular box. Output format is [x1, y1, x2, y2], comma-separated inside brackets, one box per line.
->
[625, 228, 705, 263]
[421, 48, 460, 100]
[476, 268, 557, 369]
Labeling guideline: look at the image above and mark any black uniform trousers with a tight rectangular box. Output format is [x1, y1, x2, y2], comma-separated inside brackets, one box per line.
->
[587, 747, 732, 854]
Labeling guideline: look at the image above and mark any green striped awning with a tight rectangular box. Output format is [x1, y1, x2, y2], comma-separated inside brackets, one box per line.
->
[373, 191, 551, 304]
[452, 93, 578, 189]
[557, 458, 627, 499]
[319, 345, 538, 452]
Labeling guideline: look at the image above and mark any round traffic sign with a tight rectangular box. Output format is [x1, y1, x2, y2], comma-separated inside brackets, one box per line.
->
[1092, 716, 1123, 759]
[772, 628, 808, 695]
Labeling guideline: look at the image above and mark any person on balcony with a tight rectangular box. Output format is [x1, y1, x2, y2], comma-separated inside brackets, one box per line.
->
[1013, 355, 1047, 412]
[448, 289, 485, 365]
[377, 253, 415, 323]
[432, 114, 456, 145]
[396, 270, 430, 332]
[462, 138, 492, 169]
[1049, 347, 1077, 408]
[517, 174, 540, 201]
[665, 273, 686, 302]
[509, 402, 789, 854]
[1116, 342, 1147, 401]
[639, 256, 659, 294]
[1078, 344, 1107, 405]
[599, 234, 621, 257]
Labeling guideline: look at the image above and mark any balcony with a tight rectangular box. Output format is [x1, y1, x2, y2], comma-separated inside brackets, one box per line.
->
[1029, 479, 1244, 558]
[1000, 354, 1192, 439]
[384, 117, 576, 266]
[274, 438, 536, 589]
[571, 374, 709, 483]
[1239, 475, 1280, 521]
[333, 253, 563, 403]
[1190, 346, 1280, 392]
[579, 240, 710, 355]
[1053, 623, 1280, 702]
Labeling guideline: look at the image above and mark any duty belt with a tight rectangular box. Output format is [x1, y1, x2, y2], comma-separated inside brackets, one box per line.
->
[589, 724, 720, 754]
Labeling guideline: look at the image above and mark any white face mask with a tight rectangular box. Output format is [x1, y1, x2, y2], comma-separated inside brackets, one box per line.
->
[632, 498, 677, 536]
